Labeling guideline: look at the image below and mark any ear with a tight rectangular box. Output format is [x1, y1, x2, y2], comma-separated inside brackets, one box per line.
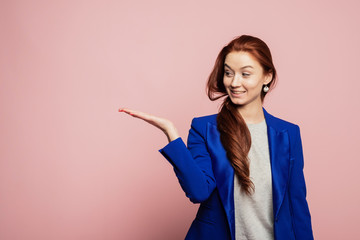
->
[264, 71, 273, 85]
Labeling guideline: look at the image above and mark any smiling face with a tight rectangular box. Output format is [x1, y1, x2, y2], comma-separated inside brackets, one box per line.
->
[223, 51, 272, 110]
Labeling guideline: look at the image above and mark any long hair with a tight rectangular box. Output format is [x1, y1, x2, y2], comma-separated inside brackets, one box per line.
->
[206, 35, 277, 195]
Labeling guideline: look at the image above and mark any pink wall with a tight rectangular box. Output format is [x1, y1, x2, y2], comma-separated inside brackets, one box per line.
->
[1, 0, 359, 239]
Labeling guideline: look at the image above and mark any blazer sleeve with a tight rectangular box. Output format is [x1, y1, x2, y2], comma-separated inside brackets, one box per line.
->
[289, 125, 314, 239]
[158, 117, 216, 203]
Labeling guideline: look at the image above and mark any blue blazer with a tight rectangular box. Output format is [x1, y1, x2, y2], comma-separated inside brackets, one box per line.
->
[158, 107, 314, 240]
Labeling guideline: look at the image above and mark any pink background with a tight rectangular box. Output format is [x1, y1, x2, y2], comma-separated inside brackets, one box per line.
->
[1, 0, 359, 239]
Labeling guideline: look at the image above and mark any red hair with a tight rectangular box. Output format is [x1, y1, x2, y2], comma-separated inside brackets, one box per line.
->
[206, 35, 277, 195]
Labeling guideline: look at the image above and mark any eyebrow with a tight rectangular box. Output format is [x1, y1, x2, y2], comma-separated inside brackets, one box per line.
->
[224, 63, 254, 70]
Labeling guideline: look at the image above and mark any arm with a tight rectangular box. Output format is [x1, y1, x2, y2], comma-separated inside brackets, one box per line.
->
[158, 117, 216, 203]
[119, 108, 216, 202]
[289, 125, 314, 239]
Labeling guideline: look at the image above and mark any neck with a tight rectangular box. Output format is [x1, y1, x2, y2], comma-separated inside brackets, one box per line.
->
[236, 100, 264, 124]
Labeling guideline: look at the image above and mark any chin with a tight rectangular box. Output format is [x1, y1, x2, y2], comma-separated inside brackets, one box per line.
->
[229, 98, 247, 106]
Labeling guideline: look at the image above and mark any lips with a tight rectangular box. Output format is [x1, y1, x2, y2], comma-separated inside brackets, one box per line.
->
[231, 90, 246, 96]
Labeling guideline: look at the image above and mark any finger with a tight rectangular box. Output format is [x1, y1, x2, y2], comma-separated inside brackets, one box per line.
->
[118, 108, 158, 123]
[120, 109, 149, 120]
[119, 107, 133, 112]
[119, 108, 134, 115]
[130, 111, 152, 120]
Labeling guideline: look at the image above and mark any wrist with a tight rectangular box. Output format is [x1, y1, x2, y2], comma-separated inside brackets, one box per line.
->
[164, 127, 180, 143]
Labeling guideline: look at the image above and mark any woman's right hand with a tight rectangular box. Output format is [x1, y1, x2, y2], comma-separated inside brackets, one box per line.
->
[118, 108, 180, 143]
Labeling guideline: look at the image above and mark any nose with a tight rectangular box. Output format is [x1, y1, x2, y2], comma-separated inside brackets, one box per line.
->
[231, 73, 242, 87]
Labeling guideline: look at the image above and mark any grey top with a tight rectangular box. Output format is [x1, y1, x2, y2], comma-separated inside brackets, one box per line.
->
[234, 119, 274, 240]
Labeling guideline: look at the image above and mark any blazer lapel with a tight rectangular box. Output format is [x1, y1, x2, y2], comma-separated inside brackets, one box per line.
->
[263, 107, 291, 220]
[205, 107, 291, 239]
[207, 121, 235, 240]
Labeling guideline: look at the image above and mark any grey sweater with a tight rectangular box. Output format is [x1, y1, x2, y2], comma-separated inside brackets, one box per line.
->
[234, 119, 274, 240]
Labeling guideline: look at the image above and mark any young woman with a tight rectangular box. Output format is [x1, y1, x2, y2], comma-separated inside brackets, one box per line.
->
[119, 35, 314, 240]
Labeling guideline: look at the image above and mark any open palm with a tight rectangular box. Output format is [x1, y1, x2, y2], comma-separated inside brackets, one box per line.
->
[118, 108, 180, 142]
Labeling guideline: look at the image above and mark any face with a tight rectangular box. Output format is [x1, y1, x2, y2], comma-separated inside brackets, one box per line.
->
[223, 51, 272, 109]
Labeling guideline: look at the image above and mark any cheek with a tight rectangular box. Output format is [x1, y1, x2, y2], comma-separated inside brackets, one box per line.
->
[223, 78, 230, 87]
[246, 78, 263, 89]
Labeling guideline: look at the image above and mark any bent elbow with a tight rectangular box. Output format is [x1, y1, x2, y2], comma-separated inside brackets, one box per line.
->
[186, 182, 216, 203]
[188, 194, 209, 204]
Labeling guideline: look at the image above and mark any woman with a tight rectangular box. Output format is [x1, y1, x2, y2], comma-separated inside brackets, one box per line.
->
[119, 35, 314, 240]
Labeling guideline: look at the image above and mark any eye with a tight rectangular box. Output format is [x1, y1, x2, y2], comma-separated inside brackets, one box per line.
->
[224, 71, 233, 77]
[242, 73, 250, 77]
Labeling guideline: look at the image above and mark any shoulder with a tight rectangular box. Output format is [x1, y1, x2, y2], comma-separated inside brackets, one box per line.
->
[271, 115, 299, 131]
[264, 108, 300, 134]
[188, 113, 217, 137]
[191, 113, 217, 125]
[266, 112, 303, 155]
[188, 109, 302, 138]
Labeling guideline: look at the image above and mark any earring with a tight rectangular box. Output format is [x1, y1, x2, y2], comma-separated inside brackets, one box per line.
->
[263, 85, 269, 92]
